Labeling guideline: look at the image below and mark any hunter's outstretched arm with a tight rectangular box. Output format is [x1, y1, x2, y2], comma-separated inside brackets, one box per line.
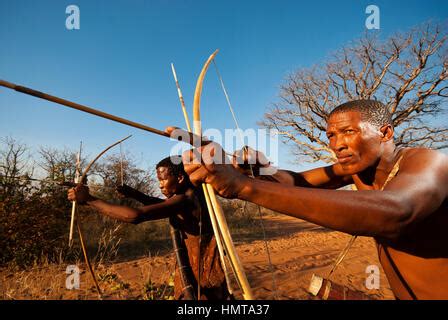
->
[259, 166, 353, 189]
[68, 185, 186, 224]
[166, 127, 353, 189]
[184, 146, 447, 239]
[116, 184, 164, 205]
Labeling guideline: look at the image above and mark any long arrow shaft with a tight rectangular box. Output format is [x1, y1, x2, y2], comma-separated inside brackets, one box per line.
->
[171, 63, 192, 133]
[0, 79, 170, 138]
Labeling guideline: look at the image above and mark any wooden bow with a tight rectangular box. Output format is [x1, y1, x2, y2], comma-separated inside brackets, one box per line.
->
[192, 50, 254, 300]
[0, 61, 254, 298]
[72, 134, 132, 299]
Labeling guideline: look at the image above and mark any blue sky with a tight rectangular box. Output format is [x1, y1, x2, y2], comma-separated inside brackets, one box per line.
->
[1, 0, 447, 173]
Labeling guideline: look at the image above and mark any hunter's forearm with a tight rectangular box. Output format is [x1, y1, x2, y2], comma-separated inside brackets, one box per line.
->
[238, 179, 409, 238]
[256, 169, 296, 185]
[257, 166, 350, 189]
[86, 197, 142, 223]
[128, 190, 163, 205]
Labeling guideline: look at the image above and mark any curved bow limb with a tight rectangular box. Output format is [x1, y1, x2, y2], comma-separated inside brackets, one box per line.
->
[193, 50, 254, 300]
[71, 134, 132, 299]
[171, 62, 235, 299]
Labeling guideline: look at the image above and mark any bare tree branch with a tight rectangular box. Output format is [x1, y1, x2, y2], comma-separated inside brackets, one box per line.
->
[260, 22, 447, 163]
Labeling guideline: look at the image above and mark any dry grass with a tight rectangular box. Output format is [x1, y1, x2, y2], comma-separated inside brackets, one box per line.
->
[0, 253, 177, 300]
[0, 197, 273, 300]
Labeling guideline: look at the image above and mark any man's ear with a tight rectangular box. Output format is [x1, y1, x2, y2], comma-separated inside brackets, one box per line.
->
[380, 124, 394, 142]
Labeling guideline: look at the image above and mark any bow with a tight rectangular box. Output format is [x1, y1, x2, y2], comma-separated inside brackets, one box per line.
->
[212, 60, 280, 299]
[192, 50, 254, 300]
[0, 60, 254, 298]
[72, 134, 132, 299]
[69, 141, 82, 247]
[171, 62, 234, 299]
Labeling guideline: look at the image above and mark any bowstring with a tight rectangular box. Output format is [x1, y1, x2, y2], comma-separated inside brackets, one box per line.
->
[212, 60, 279, 299]
[119, 142, 124, 186]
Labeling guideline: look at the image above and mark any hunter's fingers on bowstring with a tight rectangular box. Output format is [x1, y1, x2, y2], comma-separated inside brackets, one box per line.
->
[234, 146, 269, 166]
[253, 148, 271, 167]
[165, 126, 210, 146]
[232, 148, 248, 167]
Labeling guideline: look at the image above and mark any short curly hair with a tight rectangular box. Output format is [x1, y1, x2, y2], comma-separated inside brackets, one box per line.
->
[328, 100, 392, 128]
[156, 155, 187, 178]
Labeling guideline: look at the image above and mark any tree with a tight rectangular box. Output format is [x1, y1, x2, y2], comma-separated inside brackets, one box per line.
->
[38, 146, 81, 183]
[0, 139, 71, 267]
[0, 136, 33, 201]
[91, 153, 158, 201]
[260, 23, 447, 163]
[0, 140, 160, 267]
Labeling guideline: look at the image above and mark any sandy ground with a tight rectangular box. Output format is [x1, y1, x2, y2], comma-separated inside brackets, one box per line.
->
[0, 215, 395, 300]
[233, 215, 394, 299]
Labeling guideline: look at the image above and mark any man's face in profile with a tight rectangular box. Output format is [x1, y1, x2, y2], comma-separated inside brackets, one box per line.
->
[157, 166, 182, 198]
[326, 111, 385, 175]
